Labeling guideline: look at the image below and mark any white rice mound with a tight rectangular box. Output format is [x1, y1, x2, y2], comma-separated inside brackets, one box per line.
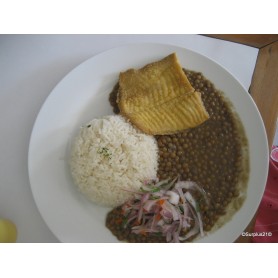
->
[70, 115, 158, 207]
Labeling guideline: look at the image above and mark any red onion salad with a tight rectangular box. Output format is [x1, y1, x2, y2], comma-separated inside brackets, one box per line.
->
[121, 178, 209, 243]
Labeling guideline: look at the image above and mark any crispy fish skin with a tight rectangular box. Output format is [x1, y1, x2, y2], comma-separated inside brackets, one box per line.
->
[127, 91, 209, 134]
[117, 53, 209, 135]
[118, 53, 194, 113]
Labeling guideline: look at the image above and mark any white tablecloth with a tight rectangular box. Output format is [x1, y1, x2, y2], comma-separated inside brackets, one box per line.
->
[0, 34, 259, 242]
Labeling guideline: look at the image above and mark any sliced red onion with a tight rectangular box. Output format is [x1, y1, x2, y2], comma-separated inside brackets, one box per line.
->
[166, 231, 172, 242]
[166, 190, 180, 205]
[155, 179, 170, 187]
[162, 201, 179, 221]
[143, 199, 158, 212]
[197, 212, 204, 237]
[162, 176, 179, 191]
[175, 186, 188, 217]
[178, 220, 200, 242]
[184, 191, 204, 239]
[157, 219, 164, 226]
[141, 193, 151, 203]
[172, 231, 180, 243]
[125, 214, 138, 227]
[121, 178, 206, 243]
[160, 208, 173, 220]
[175, 181, 209, 204]
[184, 191, 198, 210]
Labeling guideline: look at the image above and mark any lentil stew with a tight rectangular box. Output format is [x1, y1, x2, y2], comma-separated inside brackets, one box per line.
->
[107, 69, 249, 242]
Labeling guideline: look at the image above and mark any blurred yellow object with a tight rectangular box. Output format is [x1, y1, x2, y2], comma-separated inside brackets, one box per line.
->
[0, 219, 17, 243]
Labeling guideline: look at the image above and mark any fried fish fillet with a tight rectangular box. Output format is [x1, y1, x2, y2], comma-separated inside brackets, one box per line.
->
[117, 53, 209, 135]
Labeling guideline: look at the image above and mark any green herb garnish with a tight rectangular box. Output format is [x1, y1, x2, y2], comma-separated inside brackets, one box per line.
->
[97, 147, 112, 159]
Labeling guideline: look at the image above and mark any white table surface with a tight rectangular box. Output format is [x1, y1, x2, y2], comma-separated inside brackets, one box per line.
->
[0, 34, 259, 243]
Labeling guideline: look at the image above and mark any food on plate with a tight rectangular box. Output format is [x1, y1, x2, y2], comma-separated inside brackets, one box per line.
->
[69, 53, 249, 243]
[117, 53, 209, 135]
[106, 178, 207, 243]
[70, 115, 158, 207]
[108, 68, 249, 242]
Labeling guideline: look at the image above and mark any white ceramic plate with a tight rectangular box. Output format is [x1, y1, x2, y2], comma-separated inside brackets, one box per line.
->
[28, 43, 269, 242]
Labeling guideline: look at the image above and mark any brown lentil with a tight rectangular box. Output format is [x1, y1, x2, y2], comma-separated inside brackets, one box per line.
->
[107, 68, 248, 242]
